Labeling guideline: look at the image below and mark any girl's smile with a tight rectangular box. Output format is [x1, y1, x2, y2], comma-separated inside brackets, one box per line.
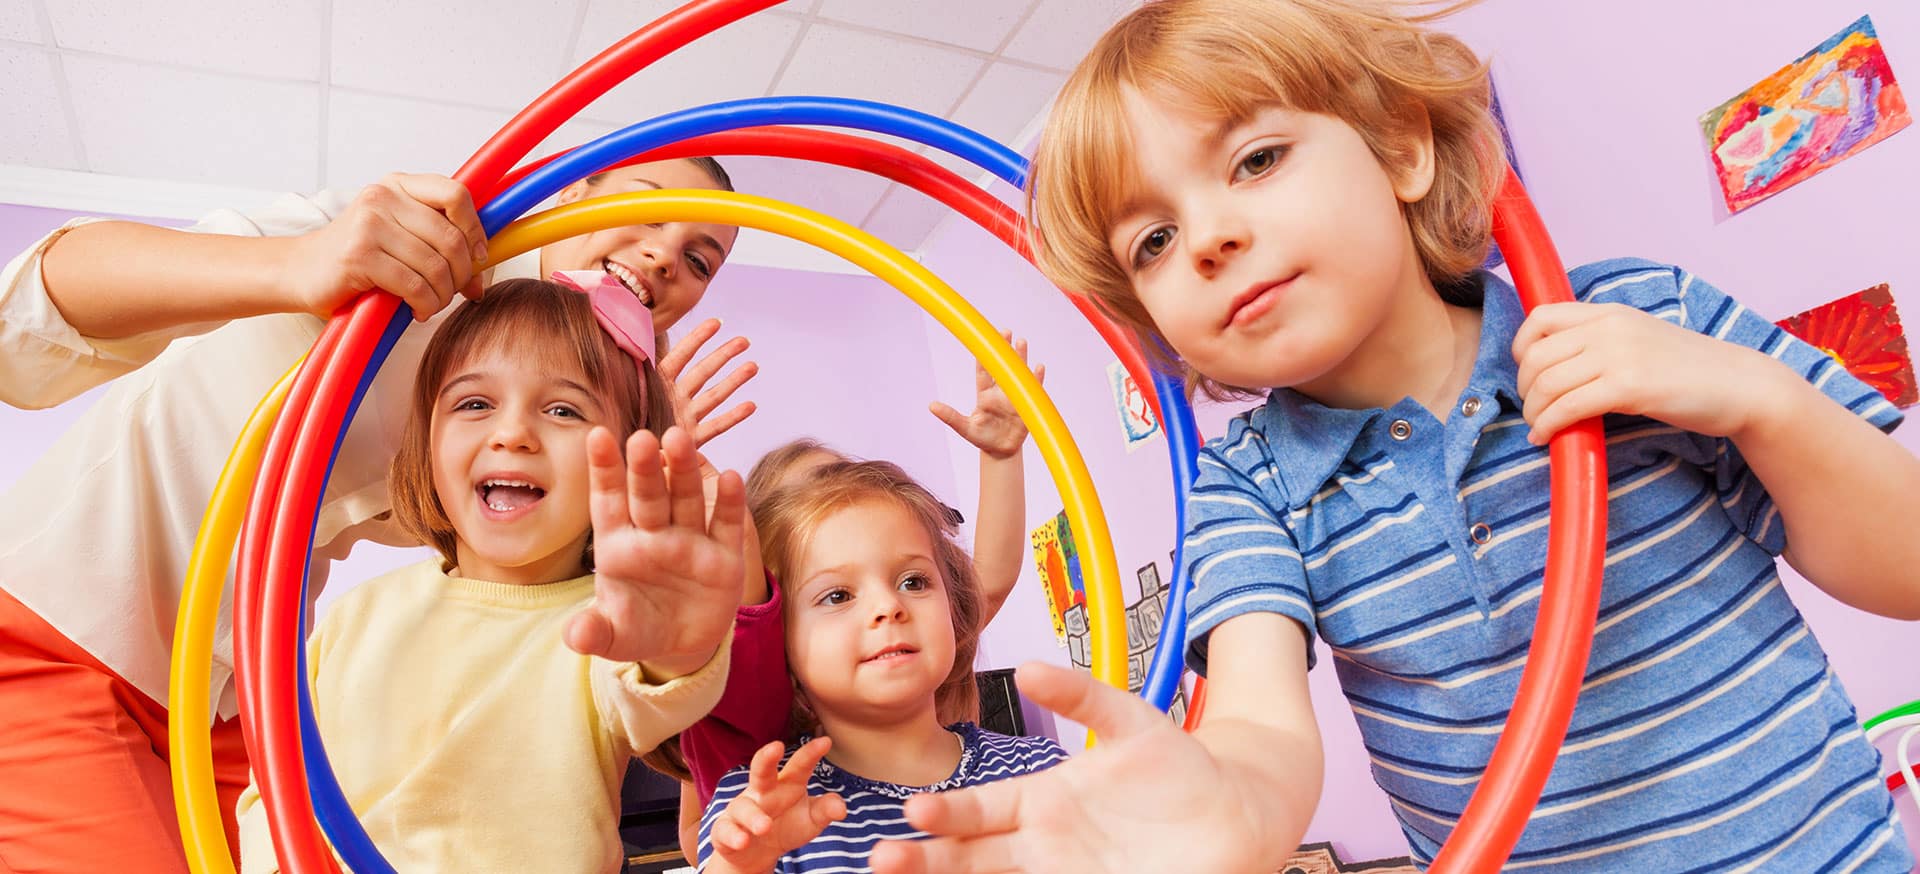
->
[430, 347, 607, 585]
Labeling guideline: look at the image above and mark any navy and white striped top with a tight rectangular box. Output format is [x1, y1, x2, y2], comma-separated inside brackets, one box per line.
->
[697, 722, 1069, 873]
[1183, 260, 1913, 871]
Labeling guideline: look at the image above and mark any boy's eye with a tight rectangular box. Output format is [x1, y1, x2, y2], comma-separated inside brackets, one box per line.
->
[1234, 146, 1285, 181]
[1134, 227, 1175, 266]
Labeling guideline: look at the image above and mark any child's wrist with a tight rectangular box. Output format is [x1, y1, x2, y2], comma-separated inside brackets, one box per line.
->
[1727, 351, 1812, 444]
[980, 444, 1022, 462]
[642, 643, 721, 681]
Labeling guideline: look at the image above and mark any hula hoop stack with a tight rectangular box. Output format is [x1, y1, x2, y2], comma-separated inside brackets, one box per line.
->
[166, 1, 1616, 871]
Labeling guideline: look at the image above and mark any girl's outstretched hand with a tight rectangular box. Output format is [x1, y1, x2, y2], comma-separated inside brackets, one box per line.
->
[869, 662, 1272, 874]
[566, 425, 746, 676]
[930, 333, 1043, 460]
[656, 318, 759, 448]
[705, 738, 847, 873]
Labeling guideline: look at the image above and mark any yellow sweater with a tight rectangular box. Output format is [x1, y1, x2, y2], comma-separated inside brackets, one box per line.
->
[234, 560, 729, 873]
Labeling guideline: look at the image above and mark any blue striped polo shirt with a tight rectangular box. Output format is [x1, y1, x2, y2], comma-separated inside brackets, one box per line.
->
[697, 722, 1069, 873]
[1182, 259, 1913, 871]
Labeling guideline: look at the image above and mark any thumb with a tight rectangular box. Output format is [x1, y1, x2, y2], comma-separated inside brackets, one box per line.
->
[1015, 661, 1165, 742]
[809, 793, 847, 829]
[563, 606, 614, 658]
[928, 401, 971, 435]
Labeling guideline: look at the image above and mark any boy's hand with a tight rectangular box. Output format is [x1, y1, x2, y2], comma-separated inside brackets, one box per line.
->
[707, 738, 847, 872]
[282, 173, 489, 321]
[566, 426, 746, 674]
[930, 333, 1043, 460]
[657, 318, 759, 448]
[1513, 302, 1793, 446]
[869, 662, 1271, 874]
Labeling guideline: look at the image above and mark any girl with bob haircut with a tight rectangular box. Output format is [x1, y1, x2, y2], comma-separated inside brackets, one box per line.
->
[696, 460, 1069, 873]
[234, 275, 752, 873]
[871, 1, 1920, 872]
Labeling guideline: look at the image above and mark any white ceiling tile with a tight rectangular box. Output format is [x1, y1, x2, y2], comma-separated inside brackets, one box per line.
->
[42, 0, 323, 80]
[0, 46, 79, 169]
[814, 0, 1032, 53]
[326, 90, 619, 194]
[326, 92, 512, 190]
[572, 0, 802, 126]
[910, 61, 1060, 178]
[952, 63, 1062, 148]
[0, 3, 43, 42]
[722, 155, 889, 231]
[862, 184, 949, 253]
[772, 22, 986, 119]
[331, 0, 577, 111]
[65, 56, 319, 190]
[1001, 0, 1138, 70]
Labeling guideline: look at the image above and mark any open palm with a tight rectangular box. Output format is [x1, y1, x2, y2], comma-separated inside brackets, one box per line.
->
[564, 425, 745, 672]
[930, 333, 1042, 460]
[870, 663, 1273, 874]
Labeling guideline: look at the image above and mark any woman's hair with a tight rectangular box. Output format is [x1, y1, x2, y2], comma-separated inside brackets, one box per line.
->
[754, 460, 984, 733]
[1027, 0, 1504, 399]
[584, 156, 733, 192]
[388, 277, 675, 565]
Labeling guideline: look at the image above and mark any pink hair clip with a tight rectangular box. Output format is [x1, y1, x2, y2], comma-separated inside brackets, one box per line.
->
[548, 269, 656, 371]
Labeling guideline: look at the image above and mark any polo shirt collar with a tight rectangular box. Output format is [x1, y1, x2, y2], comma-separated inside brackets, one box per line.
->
[1249, 271, 1527, 509]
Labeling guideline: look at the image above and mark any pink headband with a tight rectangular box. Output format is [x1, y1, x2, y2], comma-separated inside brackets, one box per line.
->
[548, 269, 656, 373]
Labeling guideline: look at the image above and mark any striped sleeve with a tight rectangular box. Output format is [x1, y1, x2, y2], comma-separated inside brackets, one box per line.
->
[695, 764, 753, 870]
[1581, 261, 1905, 554]
[1181, 430, 1313, 677]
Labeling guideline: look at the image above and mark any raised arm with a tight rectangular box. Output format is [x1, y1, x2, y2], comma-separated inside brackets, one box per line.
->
[40, 173, 485, 339]
[929, 334, 1043, 618]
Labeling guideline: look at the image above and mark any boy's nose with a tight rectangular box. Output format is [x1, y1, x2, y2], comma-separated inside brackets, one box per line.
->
[1186, 214, 1249, 275]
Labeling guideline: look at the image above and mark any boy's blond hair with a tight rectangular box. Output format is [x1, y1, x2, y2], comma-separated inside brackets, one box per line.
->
[1028, 0, 1505, 399]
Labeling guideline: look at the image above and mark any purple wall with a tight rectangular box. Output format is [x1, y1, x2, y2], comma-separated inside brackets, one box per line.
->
[5, 0, 1919, 859]
[911, 0, 1920, 860]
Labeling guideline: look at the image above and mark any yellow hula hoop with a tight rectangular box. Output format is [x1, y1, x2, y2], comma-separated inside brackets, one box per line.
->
[169, 360, 301, 874]
[492, 191, 1127, 694]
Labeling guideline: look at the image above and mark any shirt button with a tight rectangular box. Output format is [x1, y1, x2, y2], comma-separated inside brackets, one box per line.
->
[1389, 419, 1413, 441]
[1470, 522, 1493, 545]
[1461, 397, 1483, 417]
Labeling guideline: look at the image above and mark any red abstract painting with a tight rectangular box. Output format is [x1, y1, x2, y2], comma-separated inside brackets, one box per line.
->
[1776, 284, 1918, 408]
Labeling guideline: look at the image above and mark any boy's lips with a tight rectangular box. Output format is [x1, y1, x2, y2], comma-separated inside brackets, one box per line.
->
[1225, 274, 1298, 328]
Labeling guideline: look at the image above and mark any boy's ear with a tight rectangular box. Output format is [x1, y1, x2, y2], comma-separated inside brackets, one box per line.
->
[1391, 103, 1438, 205]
